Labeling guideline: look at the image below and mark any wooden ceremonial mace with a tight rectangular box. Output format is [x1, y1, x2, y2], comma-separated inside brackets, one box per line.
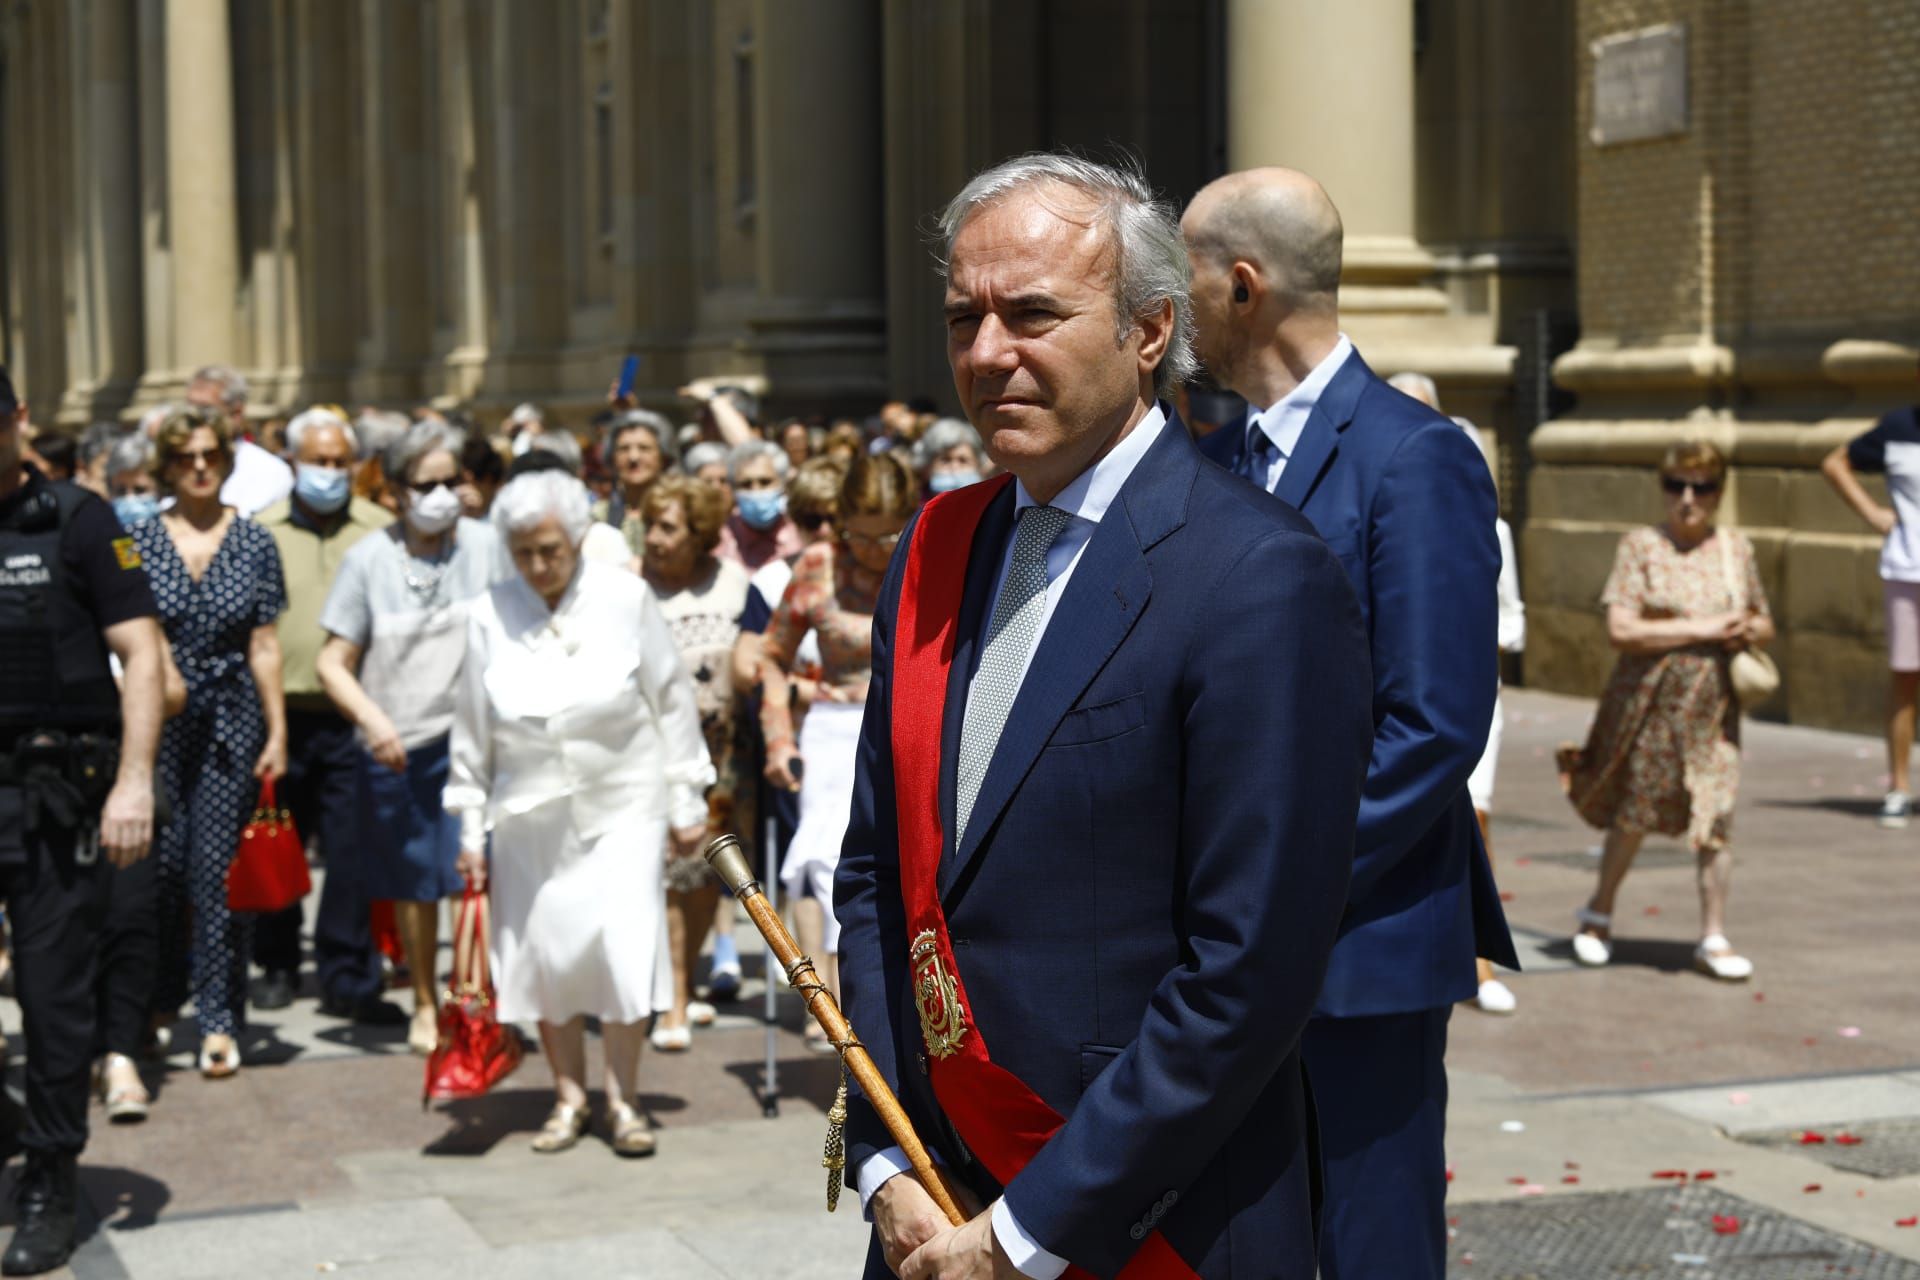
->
[703, 835, 967, 1227]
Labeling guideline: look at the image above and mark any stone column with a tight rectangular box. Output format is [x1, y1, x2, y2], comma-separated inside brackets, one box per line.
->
[163, 0, 241, 373]
[747, 0, 887, 408]
[1226, 0, 1439, 309]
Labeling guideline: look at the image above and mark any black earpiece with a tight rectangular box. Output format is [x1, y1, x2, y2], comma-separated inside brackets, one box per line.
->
[1233, 283, 1249, 303]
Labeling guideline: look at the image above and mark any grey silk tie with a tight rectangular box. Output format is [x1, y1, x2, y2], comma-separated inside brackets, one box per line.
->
[955, 503, 1073, 844]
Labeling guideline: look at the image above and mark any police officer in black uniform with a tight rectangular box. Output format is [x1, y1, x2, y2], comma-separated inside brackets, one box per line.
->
[0, 369, 163, 1275]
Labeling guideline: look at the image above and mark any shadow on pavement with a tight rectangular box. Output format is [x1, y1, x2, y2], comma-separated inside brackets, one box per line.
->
[1532, 934, 1698, 973]
[1753, 795, 1886, 819]
[78, 1163, 171, 1231]
[727, 1055, 844, 1115]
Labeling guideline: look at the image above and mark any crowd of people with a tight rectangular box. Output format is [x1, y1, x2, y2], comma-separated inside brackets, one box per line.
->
[15, 146, 1892, 1280]
[8, 364, 1007, 1146]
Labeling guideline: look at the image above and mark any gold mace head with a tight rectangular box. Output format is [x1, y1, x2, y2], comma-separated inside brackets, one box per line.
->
[703, 834, 761, 899]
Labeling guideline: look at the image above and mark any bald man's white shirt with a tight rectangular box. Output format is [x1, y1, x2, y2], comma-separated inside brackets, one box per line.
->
[1244, 333, 1353, 494]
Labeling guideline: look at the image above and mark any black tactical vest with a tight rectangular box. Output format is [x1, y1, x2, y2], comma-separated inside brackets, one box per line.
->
[0, 477, 121, 733]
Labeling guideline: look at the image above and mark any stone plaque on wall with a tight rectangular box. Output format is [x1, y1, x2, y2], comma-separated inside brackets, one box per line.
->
[1590, 23, 1688, 147]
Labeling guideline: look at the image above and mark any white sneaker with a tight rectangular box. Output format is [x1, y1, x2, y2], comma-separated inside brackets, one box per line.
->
[1879, 792, 1911, 829]
[1571, 906, 1612, 967]
[1694, 934, 1754, 981]
[1475, 978, 1517, 1015]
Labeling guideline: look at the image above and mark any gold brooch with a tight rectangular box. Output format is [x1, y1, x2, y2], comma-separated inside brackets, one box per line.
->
[910, 929, 967, 1059]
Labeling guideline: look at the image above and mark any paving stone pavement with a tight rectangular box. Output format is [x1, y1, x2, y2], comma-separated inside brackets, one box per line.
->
[0, 687, 1914, 1277]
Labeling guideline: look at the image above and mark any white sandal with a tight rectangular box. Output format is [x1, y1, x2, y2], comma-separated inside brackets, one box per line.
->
[1694, 934, 1753, 981]
[1571, 906, 1613, 967]
[531, 1102, 586, 1154]
[608, 1102, 657, 1158]
[649, 1023, 692, 1053]
[686, 1000, 717, 1028]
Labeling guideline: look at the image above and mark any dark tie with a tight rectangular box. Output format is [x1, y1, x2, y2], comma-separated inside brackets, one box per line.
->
[1240, 425, 1279, 489]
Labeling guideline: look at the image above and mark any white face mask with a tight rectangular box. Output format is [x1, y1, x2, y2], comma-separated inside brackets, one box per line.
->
[407, 483, 462, 536]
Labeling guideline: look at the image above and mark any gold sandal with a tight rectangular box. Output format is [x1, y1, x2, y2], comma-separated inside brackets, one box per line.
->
[531, 1102, 586, 1154]
[609, 1102, 656, 1158]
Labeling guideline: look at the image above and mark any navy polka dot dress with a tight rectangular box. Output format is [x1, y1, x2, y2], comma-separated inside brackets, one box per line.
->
[132, 515, 287, 1038]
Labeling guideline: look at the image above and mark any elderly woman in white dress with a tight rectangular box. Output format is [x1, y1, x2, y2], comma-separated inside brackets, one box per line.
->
[444, 471, 712, 1157]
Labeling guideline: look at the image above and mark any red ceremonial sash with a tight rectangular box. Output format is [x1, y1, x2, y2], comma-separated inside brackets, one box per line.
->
[890, 476, 1197, 1280]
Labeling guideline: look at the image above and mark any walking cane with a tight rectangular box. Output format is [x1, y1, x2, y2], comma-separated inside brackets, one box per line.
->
[704, 835, 966, 1226]
[760, 803, 781, 1117]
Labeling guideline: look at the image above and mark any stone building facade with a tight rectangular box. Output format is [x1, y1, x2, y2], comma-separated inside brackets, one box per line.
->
[2, 1, 1911, 728]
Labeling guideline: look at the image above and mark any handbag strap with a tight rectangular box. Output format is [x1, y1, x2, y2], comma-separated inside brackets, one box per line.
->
[1716, 526, 1748, 612]
[449, 889, 493, 996]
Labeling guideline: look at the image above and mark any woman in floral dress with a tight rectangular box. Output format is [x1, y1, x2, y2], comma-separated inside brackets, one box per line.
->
[1559, 440, 1773, 980]
[760, 453, 917, 1049]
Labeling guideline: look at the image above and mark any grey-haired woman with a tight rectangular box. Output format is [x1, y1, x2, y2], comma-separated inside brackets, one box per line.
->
[315, 420, 502, 1053]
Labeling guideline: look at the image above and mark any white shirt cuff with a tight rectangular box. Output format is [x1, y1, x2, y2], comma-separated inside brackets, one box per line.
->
[992, 1198, 1069, 1280]
[854, 1146, 921, 1219]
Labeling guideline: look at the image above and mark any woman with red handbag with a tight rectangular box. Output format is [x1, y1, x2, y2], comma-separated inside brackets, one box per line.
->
[446, 471, 712, 1157]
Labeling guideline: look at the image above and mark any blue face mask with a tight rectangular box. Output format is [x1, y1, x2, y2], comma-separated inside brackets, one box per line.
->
[294, 463, 352, 515]
[112, 494, 159, 527]
[928, 470, 982, 494]
[736, 489, 788, 531]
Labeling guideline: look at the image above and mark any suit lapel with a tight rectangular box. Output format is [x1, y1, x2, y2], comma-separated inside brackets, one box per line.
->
[940, 419, 1196, 901]
[1274, 348, 1371, 511]
[939, 485, 1016, 872]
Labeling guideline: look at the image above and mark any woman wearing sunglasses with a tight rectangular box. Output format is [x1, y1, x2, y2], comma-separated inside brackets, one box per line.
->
[758, 452, 916, 1050]
[316, 420, 502, 1054]
[1558, 439, 1773, 981]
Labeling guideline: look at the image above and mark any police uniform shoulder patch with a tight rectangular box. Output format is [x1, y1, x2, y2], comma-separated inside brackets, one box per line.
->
[112, 537, 141, 570]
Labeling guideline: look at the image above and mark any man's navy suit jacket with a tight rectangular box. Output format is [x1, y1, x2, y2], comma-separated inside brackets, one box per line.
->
[1197, 351, 1519, 1017]
[834, 417, 1374, 1278]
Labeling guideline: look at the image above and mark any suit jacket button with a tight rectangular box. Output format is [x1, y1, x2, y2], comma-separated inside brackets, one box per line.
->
[1129, 1224, 1146, 1241]
[1161, 1190, 1178, 1209]
[917, 1051, 929, 1075]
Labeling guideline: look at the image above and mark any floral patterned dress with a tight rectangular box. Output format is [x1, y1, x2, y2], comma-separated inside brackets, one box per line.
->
[1558, 525, 1769, 853]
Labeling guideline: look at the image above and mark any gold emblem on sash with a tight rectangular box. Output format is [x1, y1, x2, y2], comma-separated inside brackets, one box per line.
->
[910, 929, 966, 1059]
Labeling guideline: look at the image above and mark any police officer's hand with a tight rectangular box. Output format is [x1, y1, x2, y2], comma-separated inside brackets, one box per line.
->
[457, 846, 487, 893]
[100, 775, 154, 867]
[253, 734, 287, 782]
[364, 712, 407, 774]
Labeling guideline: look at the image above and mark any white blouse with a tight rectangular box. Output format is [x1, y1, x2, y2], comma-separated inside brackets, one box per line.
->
[444, 559, 715, 852]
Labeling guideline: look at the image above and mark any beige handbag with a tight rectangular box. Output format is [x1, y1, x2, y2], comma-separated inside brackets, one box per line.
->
[1717, 529, 1780, 708]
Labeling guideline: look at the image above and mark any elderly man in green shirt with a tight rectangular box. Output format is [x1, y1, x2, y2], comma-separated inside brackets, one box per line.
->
[250, 408, 403, 1023]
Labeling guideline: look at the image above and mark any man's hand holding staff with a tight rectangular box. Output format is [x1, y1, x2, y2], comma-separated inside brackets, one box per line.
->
[702, 836, 966, 1228]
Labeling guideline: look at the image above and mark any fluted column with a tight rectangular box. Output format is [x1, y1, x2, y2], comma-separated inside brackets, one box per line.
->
[1227, 0, 1439, 308]
[163, 0, 240, 370]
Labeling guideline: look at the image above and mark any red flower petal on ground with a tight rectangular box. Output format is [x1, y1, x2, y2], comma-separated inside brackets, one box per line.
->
[1711, 1214, 1741, 1235]
[1507, 1175, 1528, 1184]
[1834, 1133, 1863, 1145]
[1695, 1171, 1717, 1181]
[1803, 1183, 1822, 1193]
[1562, 1175, 1580, 1184]
[1644, 905, 1661, 915]
[1564, 1161, 1581, 1170]
[1513, 857, 1531, 867]
[1805, 1037, 1819, 1046]
[1897, 1217, 1918, 1228]
[1753, 992, 1765, 1002]
[1800, 1131, 1828, 1144]
[1498, 891, 1515, 903]
[1653, 1169, 1689, 1180]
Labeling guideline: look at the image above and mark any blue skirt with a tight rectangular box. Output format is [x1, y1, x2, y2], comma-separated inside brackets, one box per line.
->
[358, 735, 462, 902]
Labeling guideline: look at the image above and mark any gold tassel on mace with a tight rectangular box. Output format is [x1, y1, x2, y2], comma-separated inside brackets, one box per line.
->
[824, 1058, 849, 1212]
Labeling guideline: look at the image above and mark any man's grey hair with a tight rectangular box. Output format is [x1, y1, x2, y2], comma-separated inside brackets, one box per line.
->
[913, 417, 985, 473]
[80, 421, 128, 465]
[727, 438, 790, 485]
[353, 410, 409, 462]
[1386, 371, 1440, 412]
[384, 420, 467, 489]
[492, 470, 594, 546]
[286, 407, 358, 458]
[525, 430, 584, 475]
[105, 434, 154, 480]
[602, 408, 679, 469]
[189, 364, 249, 409]
[683, 442, 729, 476]
[936, 153, 1197, 397]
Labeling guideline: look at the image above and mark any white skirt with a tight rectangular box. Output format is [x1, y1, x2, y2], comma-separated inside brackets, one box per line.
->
[779, 700, 865, 954]
[488, 799, 673, 1026]
[1467, 694, 1504, 813]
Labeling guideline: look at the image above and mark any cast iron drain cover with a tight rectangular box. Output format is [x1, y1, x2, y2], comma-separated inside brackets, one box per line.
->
[1738, 1118, 1920, 1179]
[1446, 1184, 1920, 1278]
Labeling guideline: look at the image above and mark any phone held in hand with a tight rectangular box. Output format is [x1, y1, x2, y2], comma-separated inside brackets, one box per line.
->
[616, 353, 640, 401]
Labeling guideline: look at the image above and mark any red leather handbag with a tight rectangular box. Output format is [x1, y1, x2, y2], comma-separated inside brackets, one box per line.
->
[227, 777, 313, 913]
[424, 885, 523, 1104]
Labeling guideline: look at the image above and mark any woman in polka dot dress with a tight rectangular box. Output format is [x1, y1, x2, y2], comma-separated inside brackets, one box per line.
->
[131, 407, 288, 1078]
